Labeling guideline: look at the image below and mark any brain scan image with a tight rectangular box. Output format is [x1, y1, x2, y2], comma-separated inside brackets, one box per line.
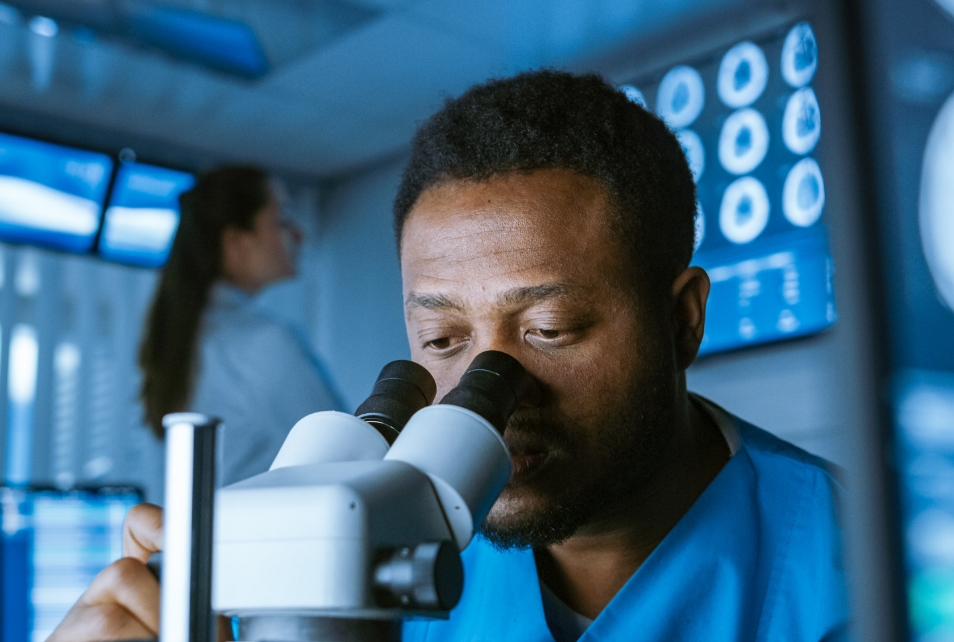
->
[783, 158, 826, 227]
[656, 66, 705, 128]
[719, 176, 771, 244]
[783, 88, 822, 155]
[718, 41, 769, 108]
[719, 108, 770, 175]
[781, 22, 818, 88]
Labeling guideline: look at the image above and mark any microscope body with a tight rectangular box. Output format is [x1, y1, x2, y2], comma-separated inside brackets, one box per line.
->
[173, 353, 529, 642]
[214, 458, 451, 613]
[211, 403, 514, 639]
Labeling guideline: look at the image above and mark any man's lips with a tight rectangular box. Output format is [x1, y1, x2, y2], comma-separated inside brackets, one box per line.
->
[509, 448, 551, 478]
[504, 419, 563, 480]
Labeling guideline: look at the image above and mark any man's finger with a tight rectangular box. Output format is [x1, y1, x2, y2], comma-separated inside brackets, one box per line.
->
[123, 503, 164, 562]
[218, 614, 234, 642]
[81, 557, 161, 634]
[47, 602, 155, 642]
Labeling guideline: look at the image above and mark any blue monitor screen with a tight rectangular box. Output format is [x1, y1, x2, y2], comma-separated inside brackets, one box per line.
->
[99, 162, 195, 268]
[0, 133, 114, 253]
[621, 22, 835, 355]
[1, 486, 141, 642]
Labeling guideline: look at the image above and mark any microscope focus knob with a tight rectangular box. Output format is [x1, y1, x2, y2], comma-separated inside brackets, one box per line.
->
[372, 542, 464, 611]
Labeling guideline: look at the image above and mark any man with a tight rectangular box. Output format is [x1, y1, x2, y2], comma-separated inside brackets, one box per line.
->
[51, 70, 847, 642]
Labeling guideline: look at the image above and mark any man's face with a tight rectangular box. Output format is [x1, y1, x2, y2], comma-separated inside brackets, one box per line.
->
[400, 169, 680, 548]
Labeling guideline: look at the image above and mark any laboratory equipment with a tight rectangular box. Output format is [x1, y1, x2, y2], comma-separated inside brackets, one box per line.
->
[212, 351, 526, 641]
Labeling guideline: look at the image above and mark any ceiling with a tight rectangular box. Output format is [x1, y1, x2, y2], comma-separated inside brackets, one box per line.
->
[0, 0, 788, 179]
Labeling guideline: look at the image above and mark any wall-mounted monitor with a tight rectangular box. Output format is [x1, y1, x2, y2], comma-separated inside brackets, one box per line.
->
[621, 22, 835, 356]
[0, 132, 114, 253]
[98, 161, 195, 268]
[0, 486, 142, 642]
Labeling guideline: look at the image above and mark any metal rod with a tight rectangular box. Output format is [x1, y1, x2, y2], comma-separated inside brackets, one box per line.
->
[159, 413, 220, 642]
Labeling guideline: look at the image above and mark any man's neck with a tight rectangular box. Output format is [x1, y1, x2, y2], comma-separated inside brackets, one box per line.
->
[534, 395, 730, 620]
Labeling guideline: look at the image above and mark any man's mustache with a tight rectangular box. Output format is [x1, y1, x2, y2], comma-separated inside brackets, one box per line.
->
[503, 410, 574, 454]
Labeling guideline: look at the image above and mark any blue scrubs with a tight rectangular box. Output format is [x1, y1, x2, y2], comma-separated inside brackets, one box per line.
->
[403, 418, 849, 642]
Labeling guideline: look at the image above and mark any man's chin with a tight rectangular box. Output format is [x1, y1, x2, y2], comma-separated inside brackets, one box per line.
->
[485, 488, 544, 524]
[479, 489, 581, 550]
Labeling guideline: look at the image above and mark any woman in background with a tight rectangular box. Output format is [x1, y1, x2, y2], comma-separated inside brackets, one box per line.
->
[139, 166, 342, 485]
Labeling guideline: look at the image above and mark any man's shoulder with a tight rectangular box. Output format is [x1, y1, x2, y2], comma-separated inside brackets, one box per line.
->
[682, 401, 849, 639]
[735, 416, 844, 498]
[739, 417, 839, 470]
[727, 418, 848, 638]
[694, 392, 842, 494]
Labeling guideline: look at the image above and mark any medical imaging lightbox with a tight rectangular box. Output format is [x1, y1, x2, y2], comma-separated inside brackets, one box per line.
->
[620, 22, 833, 357]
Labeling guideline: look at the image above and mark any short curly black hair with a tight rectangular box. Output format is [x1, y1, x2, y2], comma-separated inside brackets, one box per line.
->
[393, 69, 697, 298]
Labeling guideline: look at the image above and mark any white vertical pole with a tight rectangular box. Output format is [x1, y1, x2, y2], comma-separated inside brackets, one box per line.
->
[160, 412, 218, 642]
[160, 419, 195, 642]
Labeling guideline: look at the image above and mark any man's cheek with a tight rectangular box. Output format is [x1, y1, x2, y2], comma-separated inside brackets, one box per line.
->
[542, 366, 611, 408]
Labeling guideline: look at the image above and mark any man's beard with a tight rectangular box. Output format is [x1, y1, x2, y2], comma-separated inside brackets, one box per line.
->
[479, 367, 676, 551]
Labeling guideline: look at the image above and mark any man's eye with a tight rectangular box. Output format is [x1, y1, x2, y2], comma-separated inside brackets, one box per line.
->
[422, 336, 467, 355]
[525, 323, 589, 348]
[528, 328, 568, 342]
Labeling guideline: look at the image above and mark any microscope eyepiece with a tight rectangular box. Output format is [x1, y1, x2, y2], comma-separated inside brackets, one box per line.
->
[356, 360, 437, 444]
[438, 351, 528, 434]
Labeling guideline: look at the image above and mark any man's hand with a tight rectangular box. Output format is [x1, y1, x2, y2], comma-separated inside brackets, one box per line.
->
[48, 503, 163, 641]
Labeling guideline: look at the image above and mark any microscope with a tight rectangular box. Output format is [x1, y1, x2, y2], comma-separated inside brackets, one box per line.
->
[158, 351, 528, 642]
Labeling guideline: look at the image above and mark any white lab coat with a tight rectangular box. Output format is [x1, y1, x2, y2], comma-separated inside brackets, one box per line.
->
[190, 282, 343, 486]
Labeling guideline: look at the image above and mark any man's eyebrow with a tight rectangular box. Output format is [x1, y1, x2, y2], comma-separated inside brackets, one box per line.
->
[499, 283, 572, 307]
[405, 292, 463, 311]
[406, 283, 575, 312]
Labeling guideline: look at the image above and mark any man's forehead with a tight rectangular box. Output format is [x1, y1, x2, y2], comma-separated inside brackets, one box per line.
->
[431, 167, 602, 193]
[400, 170, 612, 256]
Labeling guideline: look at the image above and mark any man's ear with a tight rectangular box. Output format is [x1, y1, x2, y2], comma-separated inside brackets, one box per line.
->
[671, 266, 710, 371]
